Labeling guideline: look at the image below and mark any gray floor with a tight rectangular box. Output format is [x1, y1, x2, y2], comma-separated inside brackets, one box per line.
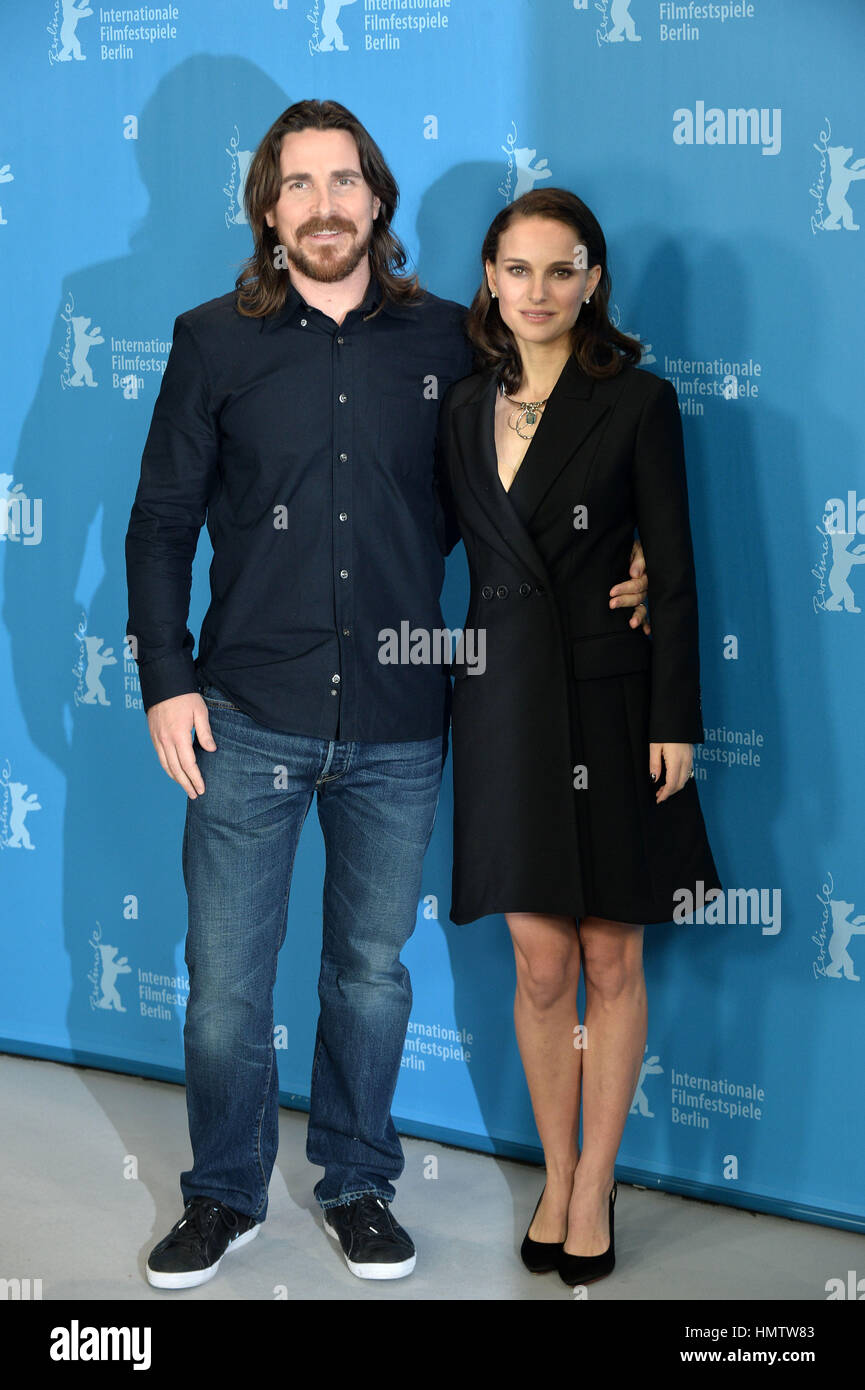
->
[2, 1052, 861, 1301]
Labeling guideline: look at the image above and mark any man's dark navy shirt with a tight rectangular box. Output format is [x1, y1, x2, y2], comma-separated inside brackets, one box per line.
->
[125, 273, 474, 741]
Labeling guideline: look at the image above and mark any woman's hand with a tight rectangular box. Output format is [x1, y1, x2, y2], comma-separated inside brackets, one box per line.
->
[649, 742, 693, 802]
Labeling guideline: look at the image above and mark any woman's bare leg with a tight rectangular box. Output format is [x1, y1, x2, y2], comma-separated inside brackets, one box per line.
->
[506, 911, 582, 1242]
[564, 915, 647, 1254]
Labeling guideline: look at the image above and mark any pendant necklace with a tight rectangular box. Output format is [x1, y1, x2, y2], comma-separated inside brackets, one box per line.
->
[499, 380, 549, 440]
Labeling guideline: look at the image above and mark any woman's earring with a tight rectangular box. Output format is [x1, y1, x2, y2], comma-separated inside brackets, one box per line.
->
[584, 296, 591, 304]
[491, 289, 497, 299]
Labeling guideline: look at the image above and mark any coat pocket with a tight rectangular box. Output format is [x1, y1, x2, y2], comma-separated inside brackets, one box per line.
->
[572, 630, 652, 680]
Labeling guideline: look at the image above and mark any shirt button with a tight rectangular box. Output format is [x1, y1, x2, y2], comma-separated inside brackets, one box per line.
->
[481, 585, 494, 600]
[519, 582, 532, 597]
[496, 585, 509, 599]
[338, 393, 347, 404]
[300, 318, 307, 327]
[337, 336, 344, 345]
[339, 511, 348, 521]
[331, 674, 340, 684]
[339, 452, 348, 463]
[340, 569, 349, 579]
[342, 628, 350, 636]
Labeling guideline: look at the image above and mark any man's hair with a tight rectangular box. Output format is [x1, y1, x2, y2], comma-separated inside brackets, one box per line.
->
[235, 99, 423, 318]
[466, 187, 642, 393]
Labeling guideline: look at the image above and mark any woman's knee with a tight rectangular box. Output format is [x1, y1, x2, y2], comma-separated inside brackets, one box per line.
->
[508, 913, 581, 1008]
[579, 918, 644, 1000]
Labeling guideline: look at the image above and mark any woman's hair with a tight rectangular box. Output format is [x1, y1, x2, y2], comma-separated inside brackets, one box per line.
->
[466, 188, 641, 392]
[235, 99, 423, 318]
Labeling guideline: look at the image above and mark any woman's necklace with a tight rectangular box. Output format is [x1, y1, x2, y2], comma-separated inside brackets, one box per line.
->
[499, 380, 549, 440]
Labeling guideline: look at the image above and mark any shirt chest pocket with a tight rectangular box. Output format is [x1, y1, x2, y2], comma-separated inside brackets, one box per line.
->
[379, 393, 439, 481]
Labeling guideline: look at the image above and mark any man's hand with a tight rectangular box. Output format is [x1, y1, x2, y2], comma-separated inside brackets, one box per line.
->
[146, 692, 216, 799]
[650, 742, 693, 803]
[609, 537, 650, 635]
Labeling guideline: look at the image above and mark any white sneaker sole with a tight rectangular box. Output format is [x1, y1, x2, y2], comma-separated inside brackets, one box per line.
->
[146, 1220, 260, 1290]
[324, 1215, 416, 1279]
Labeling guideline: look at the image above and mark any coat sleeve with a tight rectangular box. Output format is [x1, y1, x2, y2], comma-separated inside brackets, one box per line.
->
[432, 384, 463, 557]
[631, 376, 705, 745]
[124, 314, 219, 712]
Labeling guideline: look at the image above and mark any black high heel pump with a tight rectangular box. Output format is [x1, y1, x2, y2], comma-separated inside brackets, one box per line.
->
[520, 1186, 565, 1273]
[557, 1181, 617, 1286]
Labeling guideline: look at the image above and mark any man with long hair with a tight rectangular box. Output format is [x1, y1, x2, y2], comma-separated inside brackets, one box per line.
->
[125, 98, 648, 1289]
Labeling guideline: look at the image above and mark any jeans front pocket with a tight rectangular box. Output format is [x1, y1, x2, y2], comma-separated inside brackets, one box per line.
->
[199, 683, 241, 711]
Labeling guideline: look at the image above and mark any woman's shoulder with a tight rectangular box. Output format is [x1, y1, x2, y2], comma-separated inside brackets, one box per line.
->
[440, 366, 496, 413]
[610, 360, 675, 405]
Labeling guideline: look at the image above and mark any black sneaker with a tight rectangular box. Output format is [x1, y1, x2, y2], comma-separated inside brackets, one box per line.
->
[323, 1194, 416, 1279]
[145, 1196, 260, 1289]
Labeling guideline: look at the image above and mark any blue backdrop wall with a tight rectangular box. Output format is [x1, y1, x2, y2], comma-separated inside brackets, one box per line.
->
[2, 0, 863, 1231]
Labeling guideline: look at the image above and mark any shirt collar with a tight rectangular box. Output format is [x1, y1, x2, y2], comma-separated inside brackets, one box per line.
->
[258, 268, 421, 332]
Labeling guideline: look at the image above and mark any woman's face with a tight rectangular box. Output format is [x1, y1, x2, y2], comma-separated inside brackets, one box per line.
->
[486, 215, 602, 351]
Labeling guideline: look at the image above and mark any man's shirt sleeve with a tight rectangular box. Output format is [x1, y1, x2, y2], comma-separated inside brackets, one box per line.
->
[432, 318, 474, 559]
[433, 383, 462, 558]
[125, 313, 219, 712]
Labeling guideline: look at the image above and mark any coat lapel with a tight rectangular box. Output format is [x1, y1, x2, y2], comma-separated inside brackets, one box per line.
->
[509, 355, 614, 523]
[453, 369, 550, 586]
[451, 356, 619, 585]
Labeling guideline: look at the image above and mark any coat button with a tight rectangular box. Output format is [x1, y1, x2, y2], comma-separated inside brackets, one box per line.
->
[496, 585, 509, 599]
[535, 583, 545, 595]
[519, 582, 532, 596]
[481, 585, 494, 599]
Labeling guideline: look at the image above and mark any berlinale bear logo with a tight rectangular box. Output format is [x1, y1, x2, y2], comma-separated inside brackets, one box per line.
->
[48, 0, 93, 64]
[309, 0, 358, 54]
[825, 145, 865, 231]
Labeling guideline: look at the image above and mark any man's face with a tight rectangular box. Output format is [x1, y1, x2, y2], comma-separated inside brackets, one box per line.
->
[265, 127, 382, 284]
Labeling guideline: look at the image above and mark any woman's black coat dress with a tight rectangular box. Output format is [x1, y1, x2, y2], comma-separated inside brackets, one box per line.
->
[435, 355, 722, 927]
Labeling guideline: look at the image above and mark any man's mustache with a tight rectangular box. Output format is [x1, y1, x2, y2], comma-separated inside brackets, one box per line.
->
[297, 218, 357, 238]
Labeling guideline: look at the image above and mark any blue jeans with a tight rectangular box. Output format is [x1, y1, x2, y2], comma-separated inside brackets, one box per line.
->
[179, 684, 445, 1221]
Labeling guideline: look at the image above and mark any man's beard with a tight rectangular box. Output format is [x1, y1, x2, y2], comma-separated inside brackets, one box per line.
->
[283, 217, 372, 284]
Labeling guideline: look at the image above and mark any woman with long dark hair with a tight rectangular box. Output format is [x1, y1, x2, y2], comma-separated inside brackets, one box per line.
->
[436, 188, 722, 1286]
